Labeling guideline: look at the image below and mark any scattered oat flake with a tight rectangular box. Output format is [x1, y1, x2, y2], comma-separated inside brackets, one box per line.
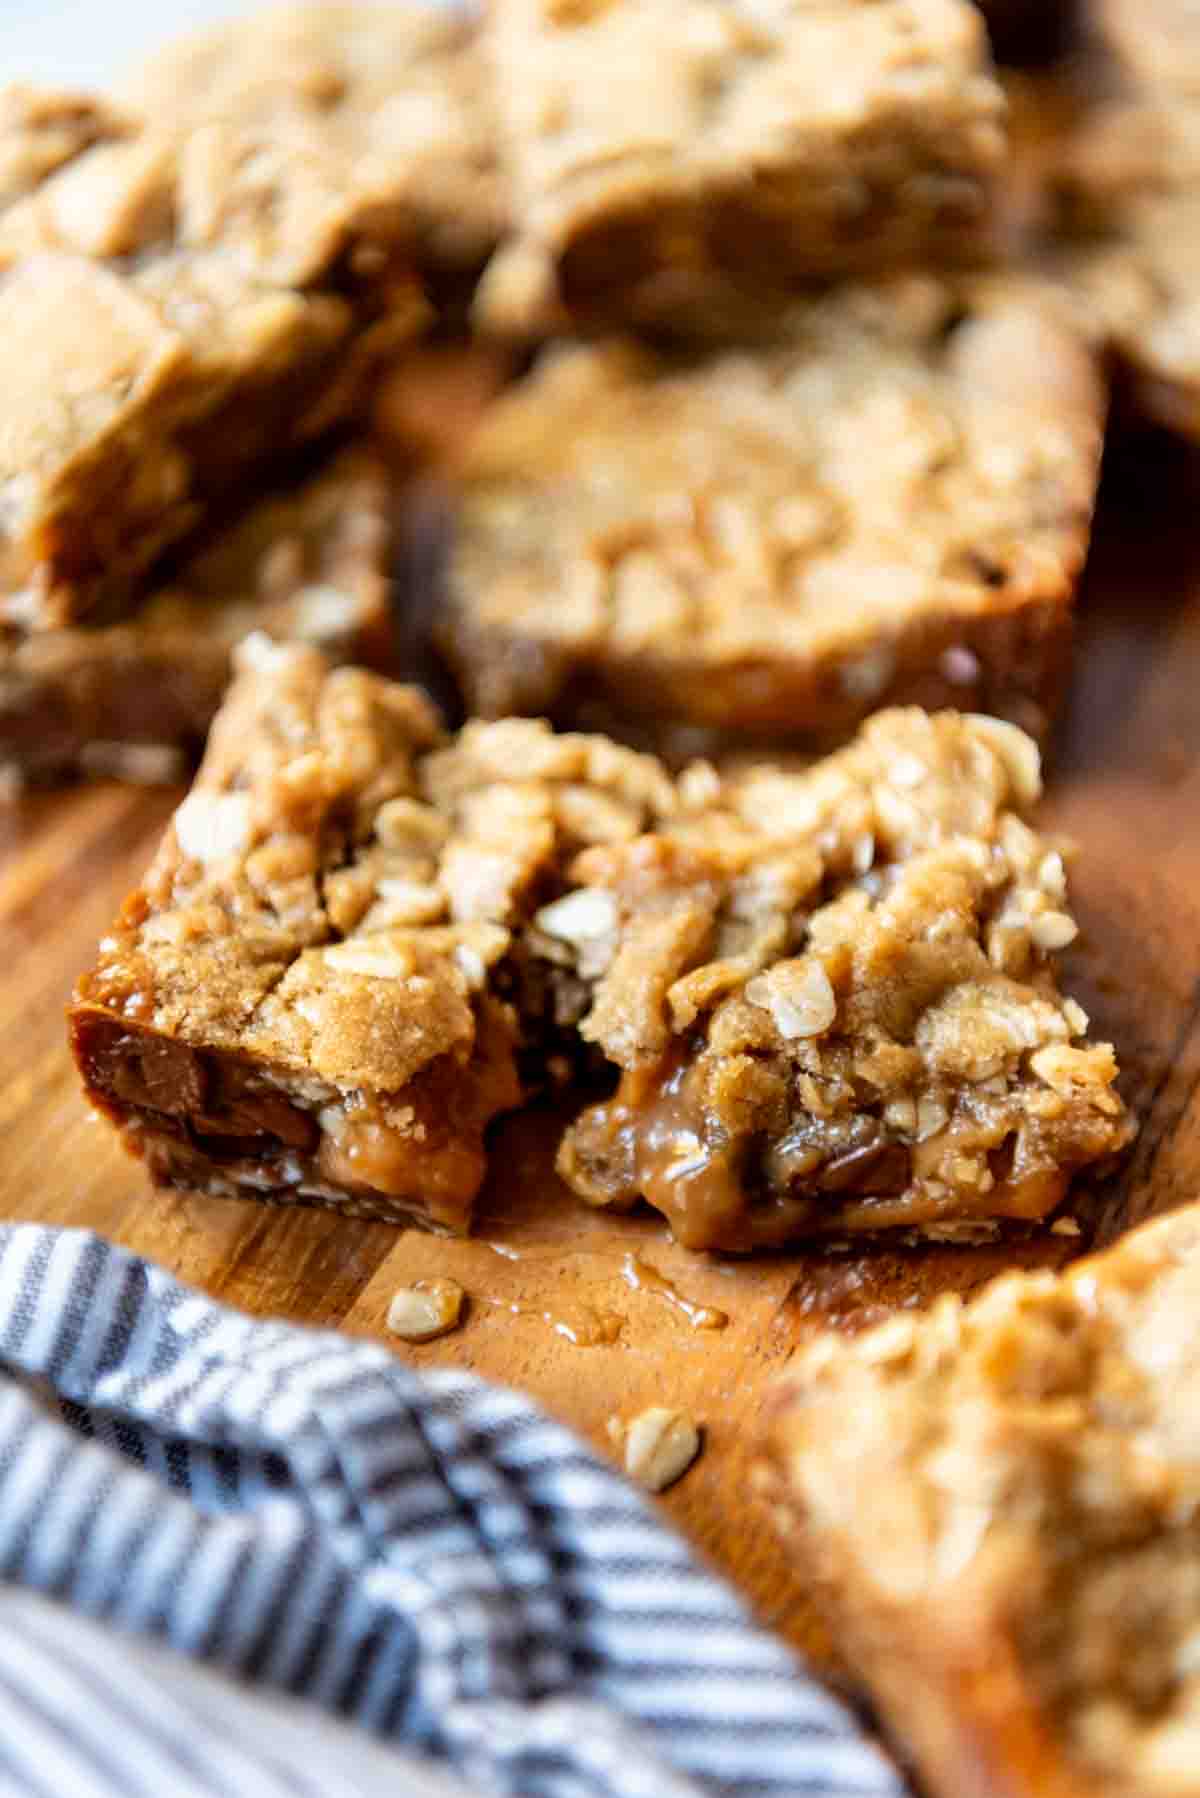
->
[387, 1278, 466, 1341]
[621, 1406, 702, 1493]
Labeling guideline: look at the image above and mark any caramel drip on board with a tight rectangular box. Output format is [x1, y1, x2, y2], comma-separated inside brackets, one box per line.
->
[620, 1252, 729, 1331]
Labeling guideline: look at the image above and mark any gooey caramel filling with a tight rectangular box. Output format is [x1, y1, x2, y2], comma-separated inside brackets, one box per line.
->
[72, 998, 522, 1234]
[558, 1043, 1074, 1254]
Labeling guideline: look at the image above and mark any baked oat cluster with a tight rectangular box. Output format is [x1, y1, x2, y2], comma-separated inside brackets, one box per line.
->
[762, 1202, 1200, 1797]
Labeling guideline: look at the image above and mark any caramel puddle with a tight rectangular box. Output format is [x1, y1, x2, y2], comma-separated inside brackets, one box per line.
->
[621, 1251, 729, 1331]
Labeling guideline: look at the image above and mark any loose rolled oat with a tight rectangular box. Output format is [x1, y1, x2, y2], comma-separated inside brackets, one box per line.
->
[387, 1279, 466, 1342]
[620, 1407, 702, 1493]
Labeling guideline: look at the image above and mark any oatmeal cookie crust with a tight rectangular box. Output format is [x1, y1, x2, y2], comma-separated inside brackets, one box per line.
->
[71, 658, 1129, 1244]
[554, 707, 1131, 1249]
[70, 644, 678, 1229]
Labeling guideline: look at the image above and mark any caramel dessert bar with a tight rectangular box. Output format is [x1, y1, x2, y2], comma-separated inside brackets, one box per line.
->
[73, 667, 1130, 1247]
[70, 644, 677, 1228]
[0, 4, 503, 628]
[476, 0, 1005, 333]
[556, 709, 1131, 1249]
[762, 1201, 1200, 1797]
[442, 279, 1104, 749]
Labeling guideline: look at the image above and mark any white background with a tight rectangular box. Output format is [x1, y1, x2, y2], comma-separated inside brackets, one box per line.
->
[0, 0, 263, 85]
[1, 2, 454, 86]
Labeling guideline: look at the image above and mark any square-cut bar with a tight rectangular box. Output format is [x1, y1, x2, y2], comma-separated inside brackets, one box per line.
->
[442, 279, 1104, 752]
[476, 0, 1005, 334]
[761, 1201, 1200, 1797]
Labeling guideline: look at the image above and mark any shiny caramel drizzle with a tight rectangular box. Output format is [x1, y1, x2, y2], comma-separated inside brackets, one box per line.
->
[620, 1251, 728, 1330]
[478, 1294, 624, 1346]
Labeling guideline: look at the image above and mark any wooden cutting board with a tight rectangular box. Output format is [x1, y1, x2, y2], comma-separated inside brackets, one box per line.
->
[1, 410, 1198, 1678]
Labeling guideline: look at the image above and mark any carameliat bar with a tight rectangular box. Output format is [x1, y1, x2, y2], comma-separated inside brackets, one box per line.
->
[761, 1202, 1200, 1798]
[441, 279, 1104, 751]
[70, 645, 677, 1230]
[71, 654, 1129, 1243]
[555, 710, 1132, 1249]
[0, 3, 502, 628]
[0, 449, 396, 787]
[476, 0, 1005, 334]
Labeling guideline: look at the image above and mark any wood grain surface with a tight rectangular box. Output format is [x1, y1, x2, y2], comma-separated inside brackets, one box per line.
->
[1, 402, 1198, 1679]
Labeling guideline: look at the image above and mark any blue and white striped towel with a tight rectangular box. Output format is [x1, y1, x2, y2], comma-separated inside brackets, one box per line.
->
[0, 1224, 903, 1798]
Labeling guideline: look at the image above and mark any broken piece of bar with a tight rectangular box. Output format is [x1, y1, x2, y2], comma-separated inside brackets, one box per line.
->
[760, 1200, 1200, 1798]
[0, 249, 405, 632]
[440, 278, 1105, 751]
[475, 0, 1006, 335]
[70, 644, 677, 1229]
[0, 449, 396, 787]
[555, 708, 1132, 1249]
[0, 3, 504, 629]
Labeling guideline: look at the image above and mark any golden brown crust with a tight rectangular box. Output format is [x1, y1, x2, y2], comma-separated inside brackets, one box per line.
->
[761, 1204, 1200, 1797]
[70, 644, 510, 1232]
[0, 242, 421, 631]
[70, 663, 1129, 1247]
[442, 279, 1104, 747]
[116, 2, 506, 284]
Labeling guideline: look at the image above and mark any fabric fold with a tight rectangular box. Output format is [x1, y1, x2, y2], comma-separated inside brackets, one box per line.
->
[0, 1224, 903, 1798]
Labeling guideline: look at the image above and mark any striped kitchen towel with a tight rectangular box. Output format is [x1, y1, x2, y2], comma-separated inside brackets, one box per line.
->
[0, 1224, 903, 1798]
